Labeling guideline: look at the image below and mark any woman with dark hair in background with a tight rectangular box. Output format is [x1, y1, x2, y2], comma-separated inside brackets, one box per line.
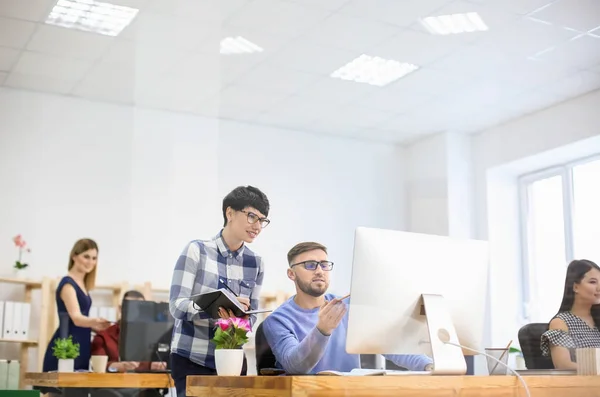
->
[541, 259, 600, 369]
[42, 238, 111, 372]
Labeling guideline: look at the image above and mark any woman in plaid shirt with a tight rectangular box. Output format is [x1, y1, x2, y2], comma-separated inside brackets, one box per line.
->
[168, 185, 270, 397]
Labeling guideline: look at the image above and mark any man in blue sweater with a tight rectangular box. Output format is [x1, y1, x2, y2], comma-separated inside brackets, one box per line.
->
[262, 241, 433, 374]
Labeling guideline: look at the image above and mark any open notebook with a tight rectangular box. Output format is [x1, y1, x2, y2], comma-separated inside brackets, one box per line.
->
[317, 368, 432, 376]
[191, 289, 272, 319]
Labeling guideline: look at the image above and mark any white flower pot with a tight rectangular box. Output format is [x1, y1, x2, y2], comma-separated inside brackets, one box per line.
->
[215, 349, 244, 376]
[58, 359, 74, 373]
[13, 268, 29, 279]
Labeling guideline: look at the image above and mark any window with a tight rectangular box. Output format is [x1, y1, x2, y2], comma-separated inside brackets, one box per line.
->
[519, 156, 600, 322]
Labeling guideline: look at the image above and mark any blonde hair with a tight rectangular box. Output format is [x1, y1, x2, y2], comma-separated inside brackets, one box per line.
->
[68, 238, 98, 291]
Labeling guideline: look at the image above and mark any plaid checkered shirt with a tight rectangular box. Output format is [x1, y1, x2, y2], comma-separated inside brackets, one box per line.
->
[169, 230, 264, 368]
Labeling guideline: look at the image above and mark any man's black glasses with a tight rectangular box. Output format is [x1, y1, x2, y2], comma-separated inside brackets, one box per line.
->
[290, 260, 334, 271]
[240, 210, 270, 228]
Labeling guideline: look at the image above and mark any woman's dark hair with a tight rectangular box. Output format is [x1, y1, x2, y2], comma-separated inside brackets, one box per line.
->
[222, 185, 270, 226]
[122, 290, 145, 302]
[557, 259, 600, 327]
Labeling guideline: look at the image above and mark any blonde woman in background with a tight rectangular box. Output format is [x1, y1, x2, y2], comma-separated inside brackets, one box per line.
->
[42, 238, 110, 372]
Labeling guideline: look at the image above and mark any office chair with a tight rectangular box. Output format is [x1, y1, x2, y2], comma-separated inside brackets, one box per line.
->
[518, 323, 555, 369]
[254, 321, 279, 375]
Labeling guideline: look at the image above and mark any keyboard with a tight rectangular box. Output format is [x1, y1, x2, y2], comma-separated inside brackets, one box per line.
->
[384, 370, 432, 376]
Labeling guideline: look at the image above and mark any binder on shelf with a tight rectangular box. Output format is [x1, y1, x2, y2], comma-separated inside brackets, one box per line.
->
[21, 303, 31, 341]
[6, 360, 19, 390]
[0, 359, 7, 389]
[12, 303, 22, 340]
[0, 301, 4, 339]
[3, 302, 14, 340]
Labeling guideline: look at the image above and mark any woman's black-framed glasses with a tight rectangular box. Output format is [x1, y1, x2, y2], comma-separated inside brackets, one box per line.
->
[290, 260, 334, 271]
[240, 210, 270, 228]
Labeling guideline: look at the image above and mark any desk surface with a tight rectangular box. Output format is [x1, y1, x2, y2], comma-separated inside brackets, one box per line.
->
[25, 372, 174, 389]
[187, 375, 600, 397]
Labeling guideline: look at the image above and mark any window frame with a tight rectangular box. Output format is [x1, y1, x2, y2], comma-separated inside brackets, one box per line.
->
[518, 154, 600, 321]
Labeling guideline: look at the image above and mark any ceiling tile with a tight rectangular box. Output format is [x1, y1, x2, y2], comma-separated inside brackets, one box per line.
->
[309, 104, 396, 130]
[0, 0, 54, 22]
[464, 0, 561, 16]
[297, 13, 401, 53]
[357, 86, 433, 113]
[499, 89, 565, 117]
[0, 46, 20, 72]
[539, 70, 600, 100]
[226, 0, 330, 37]
[255, 96, 338, 128]
[216, 85, 290, 112]
[12, 51, 92, 81]
[338, 0, 451, 28]
[371, 28, 467, 67]
[529, 0, 600, 32]
[4, 72, 75, 94]
[285, 0, 350, 11]
[429, 44, 523, 77]
[232, 65, 321, 96]
[267, 41, 359, 75]
[376, 113, 438, 135]
[145, 0, 249, 22]
[428, 0, 520, 33]
[27, 24, 115, 61]
[72, 61, 136, 104]
[350, 128, 420, 143]
[0, 17, 36, 49]
[489, 58, 571, 90]
[388, 67, 473, 98]
[104, 40, 188, 79]
[293, 75, 379, 106]
[121, 12, 218, 51]
[474, 16, 579, 58]
[537, 35, 600, 69]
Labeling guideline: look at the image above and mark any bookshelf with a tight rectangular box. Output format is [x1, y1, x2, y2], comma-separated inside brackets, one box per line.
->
[0, 276, 53, 389]
[1, 275, 291, 388]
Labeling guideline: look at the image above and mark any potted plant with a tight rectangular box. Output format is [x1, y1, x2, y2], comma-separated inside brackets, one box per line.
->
[12, 234, 31, 278]
[509, 346, 525, 370]
[211, 317, 250, 376]
[52, 336, 80, 372]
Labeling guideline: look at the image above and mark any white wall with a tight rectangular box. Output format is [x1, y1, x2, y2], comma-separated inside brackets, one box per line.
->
[472, 89, 600, 347]
[0, 88, 406, 299]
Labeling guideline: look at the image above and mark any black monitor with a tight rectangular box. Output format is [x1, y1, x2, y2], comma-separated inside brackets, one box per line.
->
[119, 300, 174, 364]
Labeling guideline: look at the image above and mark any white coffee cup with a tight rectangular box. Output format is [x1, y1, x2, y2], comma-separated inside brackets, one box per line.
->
[91, 355, 108, 373]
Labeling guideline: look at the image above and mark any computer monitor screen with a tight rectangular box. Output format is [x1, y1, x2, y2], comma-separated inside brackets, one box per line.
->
[346, 227, 488, 360]
[119, 300, 174, 363]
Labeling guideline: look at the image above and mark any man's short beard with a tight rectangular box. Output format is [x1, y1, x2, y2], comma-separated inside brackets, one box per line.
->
[296, 278, 328, 297]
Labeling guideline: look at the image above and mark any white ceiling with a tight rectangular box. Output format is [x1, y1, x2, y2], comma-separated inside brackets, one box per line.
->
[0, 0, 599, 143]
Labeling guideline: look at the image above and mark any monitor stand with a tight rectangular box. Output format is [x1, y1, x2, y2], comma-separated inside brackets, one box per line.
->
[421, 294, 467, 375]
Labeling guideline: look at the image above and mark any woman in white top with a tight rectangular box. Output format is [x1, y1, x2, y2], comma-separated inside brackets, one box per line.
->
[541, 259, 600, 369]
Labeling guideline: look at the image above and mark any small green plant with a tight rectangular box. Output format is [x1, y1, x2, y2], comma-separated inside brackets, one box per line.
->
[211, 318, 250, 349]
[509, 346, 522, 355]
[52, 336, 80, 360]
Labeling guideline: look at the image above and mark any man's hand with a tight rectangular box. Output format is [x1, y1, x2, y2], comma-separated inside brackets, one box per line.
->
[109, 361, 140, 372]
[316, 298, 347, 336]
[151, 361, 167, 371]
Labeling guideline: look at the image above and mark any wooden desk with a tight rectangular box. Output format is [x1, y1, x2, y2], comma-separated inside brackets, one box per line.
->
[25, 372, 174, 389]
[187, 375, 600, 397]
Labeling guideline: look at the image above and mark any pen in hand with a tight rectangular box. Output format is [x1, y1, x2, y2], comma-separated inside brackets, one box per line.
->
[219, 278, 252, 312]
[219, 278, 239, 296]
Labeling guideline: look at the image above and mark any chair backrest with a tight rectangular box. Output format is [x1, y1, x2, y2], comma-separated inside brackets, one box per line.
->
[518, 323, 554, 369]
[255, 321, 277, 373]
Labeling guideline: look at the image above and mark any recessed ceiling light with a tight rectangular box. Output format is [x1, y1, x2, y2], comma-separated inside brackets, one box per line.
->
[330, 54, 419, 87]
[420, 12, 488, 35]
[45, 0, 139, 37]
[220, 36, 264, 55]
